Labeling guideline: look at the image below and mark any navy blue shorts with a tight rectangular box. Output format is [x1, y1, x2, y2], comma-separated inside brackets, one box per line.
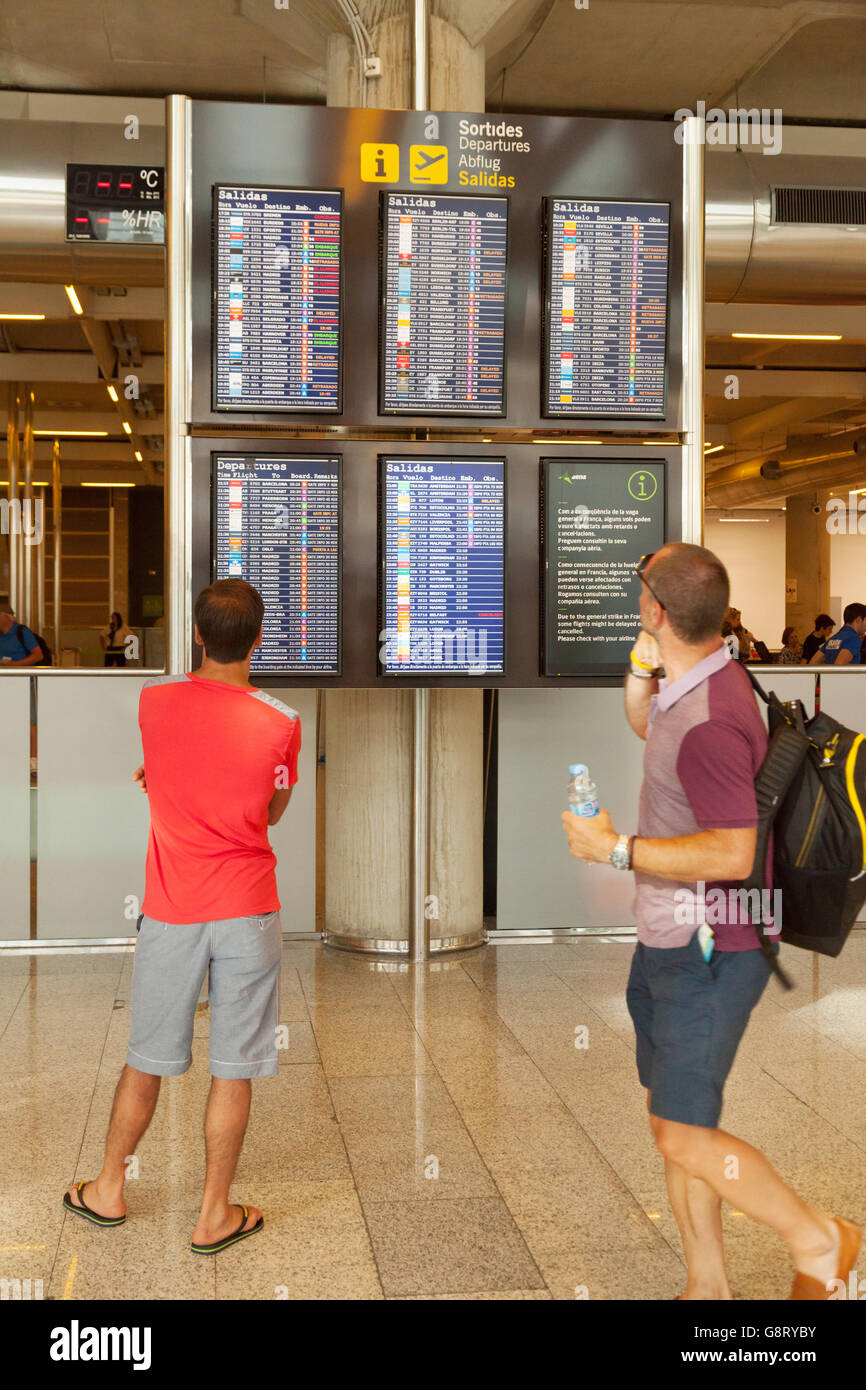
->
[626, 931, 773, 1128]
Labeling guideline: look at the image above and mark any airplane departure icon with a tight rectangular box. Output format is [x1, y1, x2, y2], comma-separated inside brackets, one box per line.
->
[410, 144, 448, 183]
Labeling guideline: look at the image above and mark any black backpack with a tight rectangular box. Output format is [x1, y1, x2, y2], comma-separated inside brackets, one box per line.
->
[19, 624, 53, 666]
[744, 667, 866, 989]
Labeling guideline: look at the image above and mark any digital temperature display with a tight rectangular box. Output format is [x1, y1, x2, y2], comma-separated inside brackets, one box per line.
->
[66, 164, 165, 244]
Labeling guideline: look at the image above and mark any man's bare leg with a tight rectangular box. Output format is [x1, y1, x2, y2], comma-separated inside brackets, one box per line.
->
[656, 1120, 845, 1289]
[665, 1158, 733, 1299]
[647, 1093, 732, 1299]
[190, 1078, 261, 1245]
[66, 1065, 161, 1218]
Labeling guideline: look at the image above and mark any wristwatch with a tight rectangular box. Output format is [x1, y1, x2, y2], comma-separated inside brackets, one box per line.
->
[609, 834, 633, 870]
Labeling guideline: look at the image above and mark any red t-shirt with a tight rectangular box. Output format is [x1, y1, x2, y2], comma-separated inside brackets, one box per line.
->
[139, 674, 301, 924]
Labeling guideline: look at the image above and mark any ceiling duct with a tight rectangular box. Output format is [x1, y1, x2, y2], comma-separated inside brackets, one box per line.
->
[705, 140, 866, 304]
[0, 101, 863, 304]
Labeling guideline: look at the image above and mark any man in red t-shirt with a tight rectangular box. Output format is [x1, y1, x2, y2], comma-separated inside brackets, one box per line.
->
[62, 579, 300, 1255]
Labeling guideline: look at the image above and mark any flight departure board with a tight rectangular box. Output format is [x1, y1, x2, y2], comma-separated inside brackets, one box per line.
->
[212, 454, 341, 673]
[380, 458, 506, 675]
[543, 199, 670, 419]
[380, 193, 507, 416]
[541, 458, 665, 674]
[213, 186, 342, 413]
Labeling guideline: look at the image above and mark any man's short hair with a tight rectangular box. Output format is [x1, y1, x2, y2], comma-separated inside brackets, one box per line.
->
[647, 543, 730, 645]
[814, 613, 833, 631]
[194, 579, 264, 664]
[0, 603, 14, 616]
[843, 602, 866, 626]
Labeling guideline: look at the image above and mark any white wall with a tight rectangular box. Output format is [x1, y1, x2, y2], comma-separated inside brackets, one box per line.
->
[705, 509, 786, 649]
[828, 525, 866, 619]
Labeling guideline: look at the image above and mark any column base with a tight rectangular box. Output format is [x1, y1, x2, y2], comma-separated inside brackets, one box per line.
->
[321, 928, 486, 956]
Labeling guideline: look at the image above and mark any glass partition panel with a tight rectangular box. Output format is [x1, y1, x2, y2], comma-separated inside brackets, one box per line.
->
[497, 688, 643, 931]
[37, 677, 150, 938]
[36, 678, 316, 939]
[0, 678, 32, 939]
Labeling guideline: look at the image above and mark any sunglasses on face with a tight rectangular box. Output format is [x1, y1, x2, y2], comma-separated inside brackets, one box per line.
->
[635, 552, 666, 610]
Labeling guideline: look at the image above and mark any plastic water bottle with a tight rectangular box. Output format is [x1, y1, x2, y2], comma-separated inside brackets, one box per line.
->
[567, 764, 599, 818]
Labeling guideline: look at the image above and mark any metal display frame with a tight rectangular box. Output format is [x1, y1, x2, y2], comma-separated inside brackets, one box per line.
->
[162, 90, 704, 961]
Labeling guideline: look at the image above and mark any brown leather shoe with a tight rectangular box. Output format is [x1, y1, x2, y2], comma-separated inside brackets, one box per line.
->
[789, 1217, 861, 1300]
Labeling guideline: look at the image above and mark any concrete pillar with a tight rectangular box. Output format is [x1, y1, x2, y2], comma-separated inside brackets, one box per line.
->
[785, 491, 831, 636]
[322, 3, 492, 953]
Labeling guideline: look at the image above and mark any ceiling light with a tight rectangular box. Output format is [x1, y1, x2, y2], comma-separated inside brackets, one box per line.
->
[0, 313, 46, 321]
[64, 285, 84, 315]
[134, 451, 143, 462]
[33, 429, 109, 437]
[731, 332, 842, 341]
[107, 385, 118, 402]
[122, 421, 132, 434]
[533, 438, 603, 445]
[704, 443, 724, 455]
[81, 481, 136, 488]
[0, 480, 49, 487]
[717, 517, 770, 523]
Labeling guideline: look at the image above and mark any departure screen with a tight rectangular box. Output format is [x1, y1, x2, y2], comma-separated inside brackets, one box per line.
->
[213, 186, 342, 412]
[380, 193, 507, 416]
[542, 458, 665, 674]
[380, 458, 505, 675]
[213, 455, 341, 673]
[544, 199, 669, 418]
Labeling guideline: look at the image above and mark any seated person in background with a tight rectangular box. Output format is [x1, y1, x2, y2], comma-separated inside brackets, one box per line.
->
[721, 619, 739, 661]
[723, 606, 756, 661]
[801, 614, 834, 665]
[809, 603, 866, 666]
[779, 626, 802, 664]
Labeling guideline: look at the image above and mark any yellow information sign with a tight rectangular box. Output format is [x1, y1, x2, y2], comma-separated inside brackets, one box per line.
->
[360, 143, 400, 182]
[409, 144, 448, 184]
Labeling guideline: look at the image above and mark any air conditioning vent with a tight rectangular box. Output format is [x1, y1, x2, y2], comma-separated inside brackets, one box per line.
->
[772, 186, 866, 225]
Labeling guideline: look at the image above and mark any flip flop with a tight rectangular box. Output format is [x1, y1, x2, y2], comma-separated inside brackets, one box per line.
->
[62, 1181, 127, 1228]
[190, 1205, 264, 1255]
[790, 1217, 861, 1300]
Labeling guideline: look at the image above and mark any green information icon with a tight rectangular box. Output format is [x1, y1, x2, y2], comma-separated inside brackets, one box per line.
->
[627, 469, 658, 501]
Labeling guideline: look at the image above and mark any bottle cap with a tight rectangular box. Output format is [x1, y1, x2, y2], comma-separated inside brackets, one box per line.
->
[569, 763, 587, 777]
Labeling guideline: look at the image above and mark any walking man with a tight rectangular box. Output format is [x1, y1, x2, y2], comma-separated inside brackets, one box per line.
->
[562, 543, 860, 1300]
[63, 578, 301, 1254]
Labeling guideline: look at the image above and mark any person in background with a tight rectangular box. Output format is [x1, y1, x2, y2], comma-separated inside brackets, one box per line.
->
[800, 614, 834, 665]
[62, 579, 300, 1256]
[779, 627, 802, 665]
[809, 603, 866, 667]
[723, 607, 756, 662]
[101, 611, 132, 668]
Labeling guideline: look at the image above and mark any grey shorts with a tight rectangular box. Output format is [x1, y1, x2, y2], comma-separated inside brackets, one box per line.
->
[126, 913, 282, 1080]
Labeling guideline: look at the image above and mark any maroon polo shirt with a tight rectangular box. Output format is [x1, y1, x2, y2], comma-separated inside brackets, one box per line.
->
[635, 643, 769, 950]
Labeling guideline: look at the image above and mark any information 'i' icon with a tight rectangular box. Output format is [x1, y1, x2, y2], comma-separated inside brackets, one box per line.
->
[627, 469, 658, 501]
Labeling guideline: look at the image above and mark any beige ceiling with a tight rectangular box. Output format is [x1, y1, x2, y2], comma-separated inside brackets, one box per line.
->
[0, 0, 865, 496]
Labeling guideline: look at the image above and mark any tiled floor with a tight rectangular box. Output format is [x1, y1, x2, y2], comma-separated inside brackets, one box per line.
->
[2, 934, 865, 1300]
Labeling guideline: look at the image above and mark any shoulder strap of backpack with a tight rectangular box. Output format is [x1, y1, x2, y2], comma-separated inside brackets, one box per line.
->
[743, 663, 769, 704]
[742, 720, 810, 991]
